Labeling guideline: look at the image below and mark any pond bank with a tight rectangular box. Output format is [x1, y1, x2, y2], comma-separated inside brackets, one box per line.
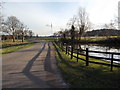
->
[60, 38, 120, 48]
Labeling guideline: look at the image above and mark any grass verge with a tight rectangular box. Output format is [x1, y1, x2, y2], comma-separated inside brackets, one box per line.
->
[53, 42, 120, 88]
[1, 40, 35, 54]
[28, 37, 59, 41]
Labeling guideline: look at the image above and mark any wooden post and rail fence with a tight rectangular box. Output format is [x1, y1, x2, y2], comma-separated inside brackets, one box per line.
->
[55, 42, 120, 71]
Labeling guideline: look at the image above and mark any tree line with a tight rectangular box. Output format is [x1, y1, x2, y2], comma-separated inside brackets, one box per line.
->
[1, 16, 34, 42]
[53, 7, 118, 40]
[85, 29, 120, 37]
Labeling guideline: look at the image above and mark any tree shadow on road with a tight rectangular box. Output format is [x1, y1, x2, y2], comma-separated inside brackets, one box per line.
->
[22, 42, 46, 73]
[22, 42, 52, 88]
[44, 42, 68, 88]
[44, 42, 53, 73]
[21, 41, 67, 88]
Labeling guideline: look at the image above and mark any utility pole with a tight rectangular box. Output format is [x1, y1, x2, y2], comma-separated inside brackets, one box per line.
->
[51, 22, 53, 35]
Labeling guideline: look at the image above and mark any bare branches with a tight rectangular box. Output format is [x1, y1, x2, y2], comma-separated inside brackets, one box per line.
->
[1, 15, 34, 41]
[66, 7, 91, 40]
[77, 7, 91, 38]
[56, 7, 92, 40]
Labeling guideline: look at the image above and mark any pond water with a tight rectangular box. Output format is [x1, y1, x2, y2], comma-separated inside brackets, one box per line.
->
[74, 44, 120, 63]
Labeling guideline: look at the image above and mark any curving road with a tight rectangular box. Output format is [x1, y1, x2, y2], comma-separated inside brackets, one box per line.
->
[2, 40, 68, 88]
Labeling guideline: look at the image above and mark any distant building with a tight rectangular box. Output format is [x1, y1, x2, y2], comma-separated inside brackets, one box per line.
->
[118, 1, 120, 29]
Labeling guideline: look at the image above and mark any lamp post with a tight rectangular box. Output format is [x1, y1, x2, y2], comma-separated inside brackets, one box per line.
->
[46, 22, 53, 36]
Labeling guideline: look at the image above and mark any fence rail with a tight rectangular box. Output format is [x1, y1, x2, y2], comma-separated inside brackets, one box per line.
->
[72, 49, 120, 61]
[55, 42, 120, 71]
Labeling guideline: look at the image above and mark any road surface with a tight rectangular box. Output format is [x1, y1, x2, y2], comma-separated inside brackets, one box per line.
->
[2, 40, 68, 88]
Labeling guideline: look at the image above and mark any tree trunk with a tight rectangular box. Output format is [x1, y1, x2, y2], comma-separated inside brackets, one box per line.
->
[22, 36, 24, 42]
[13, 32, 15, 42]
[22, 32, 24, 42]
[79, 34, 82, 40]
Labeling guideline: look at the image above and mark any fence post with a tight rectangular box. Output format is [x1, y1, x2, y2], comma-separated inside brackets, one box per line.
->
[86, 48, 89, 66]
[59, 42, 61, 48]
[110, 54, 114, 71]
[71, 46, 73, 59]
[66, 45, 67, 54]
[61, 43, 63, 51]
[77, 49, 79, 62]
[68, 46, 70, 55]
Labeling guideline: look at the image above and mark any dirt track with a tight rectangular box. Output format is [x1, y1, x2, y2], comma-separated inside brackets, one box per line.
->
[2, 40, 68, 88]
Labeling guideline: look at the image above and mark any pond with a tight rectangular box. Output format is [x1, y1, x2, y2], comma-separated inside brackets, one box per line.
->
[74, 44, 120, 63]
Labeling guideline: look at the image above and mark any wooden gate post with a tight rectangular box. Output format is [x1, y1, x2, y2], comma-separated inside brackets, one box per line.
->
[86, 48, 89, 66]
[66, 45, 67, 54]
[59, 42, 61, 48]
[77, 49, 79, 62]
[71, 46, 73, 59]
[110, 54, 114, 71]
[61, 43, 63, 51]
[67, 46, 69, 55]
[68, 46, 70, 55]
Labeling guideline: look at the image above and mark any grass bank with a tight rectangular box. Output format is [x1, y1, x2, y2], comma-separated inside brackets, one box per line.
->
[53, 42, 120, 88]
[1, 40, 35, 54]
[60, 36, 120, 48]
[28, 37, 59, 41]
[81, 36, 120, 41]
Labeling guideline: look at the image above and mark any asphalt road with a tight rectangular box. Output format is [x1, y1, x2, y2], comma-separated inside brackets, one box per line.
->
[2, 40, 68, 88]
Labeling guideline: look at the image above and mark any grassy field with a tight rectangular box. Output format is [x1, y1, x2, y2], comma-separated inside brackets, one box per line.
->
[27, 36, 120, 42]
[80, 36, 120, 41]
[1, 39, 35, 54]
[60, 36, 120, 41]
[28, 37, 59, 41]
[53, 42, 120, 88]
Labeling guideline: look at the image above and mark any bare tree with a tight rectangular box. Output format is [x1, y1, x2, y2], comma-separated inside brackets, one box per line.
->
[0, 16, 9, 35]
[28, 30, 34, 38]
[5, 16, 20, 42]
[67, 7, 91, 40]
[67, 15, 77, 28]
[77, 7, 91, 40]
[1, 15, 34, 41]
[103, 21, 116, 30]
[0, 11, 8, 36]
[18, 22, 26, 42]
[24, 30, 29, 39]
[70, 25, 75, 40]
[0, 2, 5, 33]
[102, 20, 117, 38]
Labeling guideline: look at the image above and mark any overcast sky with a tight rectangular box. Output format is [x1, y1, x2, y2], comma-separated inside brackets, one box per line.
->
[1, 0, 120, 36]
